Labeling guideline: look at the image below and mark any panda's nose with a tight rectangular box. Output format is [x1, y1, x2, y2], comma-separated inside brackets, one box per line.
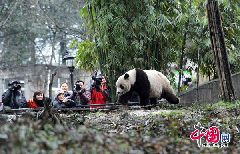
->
[117, 92, 121, 95]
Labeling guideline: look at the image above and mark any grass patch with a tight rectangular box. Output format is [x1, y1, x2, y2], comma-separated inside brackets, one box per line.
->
[157, 110, 186, 118]
[210, 100, 240, 110]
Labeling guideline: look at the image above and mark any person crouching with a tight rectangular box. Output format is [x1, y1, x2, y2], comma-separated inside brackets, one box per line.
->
[53, 89, 76, 109]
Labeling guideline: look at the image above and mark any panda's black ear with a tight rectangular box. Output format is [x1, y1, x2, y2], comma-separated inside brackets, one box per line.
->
[124, 73, 129, 79]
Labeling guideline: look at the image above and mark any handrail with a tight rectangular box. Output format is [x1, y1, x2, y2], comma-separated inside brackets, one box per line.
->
[0, 102, 146, 114]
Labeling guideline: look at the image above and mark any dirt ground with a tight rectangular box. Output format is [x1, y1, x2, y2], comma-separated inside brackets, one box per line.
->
[0, 102, 240, 153]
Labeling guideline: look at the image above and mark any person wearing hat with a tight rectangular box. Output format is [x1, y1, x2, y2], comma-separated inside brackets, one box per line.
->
[2, 80, 27, 109]
[52, 89, 76, 108]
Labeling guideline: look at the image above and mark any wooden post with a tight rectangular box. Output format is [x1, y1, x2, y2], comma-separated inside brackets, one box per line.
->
[206, 0, 236, 101]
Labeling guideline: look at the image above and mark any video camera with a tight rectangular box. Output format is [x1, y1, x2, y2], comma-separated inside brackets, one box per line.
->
[8, 81, 21, 91]
[74, 80, 82, 91]
[91, 72, 103, 91]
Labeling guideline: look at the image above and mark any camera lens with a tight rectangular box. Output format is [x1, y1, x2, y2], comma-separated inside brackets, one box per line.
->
[16, 84, 21, 89]
[75, 84, 81, 91]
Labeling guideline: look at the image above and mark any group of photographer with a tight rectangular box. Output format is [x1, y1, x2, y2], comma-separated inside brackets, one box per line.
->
[1, 74, 110, 110]
[52, 80, 91, 108]
[1, 81, 46, 109]
[52, 74, 110, 109]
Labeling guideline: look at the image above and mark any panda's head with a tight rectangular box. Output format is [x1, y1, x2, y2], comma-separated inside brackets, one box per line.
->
[116, 69, 136, 96]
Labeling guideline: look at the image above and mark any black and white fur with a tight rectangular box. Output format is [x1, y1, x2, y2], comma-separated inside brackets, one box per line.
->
[116, 68, 179, 106]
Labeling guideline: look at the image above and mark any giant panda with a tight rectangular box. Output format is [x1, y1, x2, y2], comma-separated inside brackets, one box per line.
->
[116, 68, 179, 106]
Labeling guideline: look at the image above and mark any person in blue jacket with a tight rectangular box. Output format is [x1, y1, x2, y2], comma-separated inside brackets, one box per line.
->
[52, 89, 76, 108]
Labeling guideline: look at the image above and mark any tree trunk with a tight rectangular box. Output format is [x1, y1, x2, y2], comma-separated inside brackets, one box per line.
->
[177, 31, 187, 94]
[206, 0, 236, 101]
[60, 32, 67, 65]
[196, 48, 200, 102]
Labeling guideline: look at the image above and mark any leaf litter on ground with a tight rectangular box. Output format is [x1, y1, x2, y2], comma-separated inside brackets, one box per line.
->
[0, 101, 240, 153]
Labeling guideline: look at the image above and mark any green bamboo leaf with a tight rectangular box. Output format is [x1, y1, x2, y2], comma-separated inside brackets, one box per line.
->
[81, 6, 88, 18]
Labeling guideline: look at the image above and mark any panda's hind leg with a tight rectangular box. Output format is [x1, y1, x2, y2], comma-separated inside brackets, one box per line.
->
[150, 98, 157, 105]
[139, 96, 150, 106]
[162, 88, 179, 104]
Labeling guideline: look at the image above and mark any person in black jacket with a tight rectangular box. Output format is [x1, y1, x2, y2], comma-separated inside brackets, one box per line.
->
[69, 80, 91, 107]
[2, 81, 27, 109]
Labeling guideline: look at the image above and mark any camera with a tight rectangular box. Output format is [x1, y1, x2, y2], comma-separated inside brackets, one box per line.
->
[92, 76, 102, 86]
[92, 76, 103, 91]
[75, 84, 81, 91]
[8, 81, 21, 91]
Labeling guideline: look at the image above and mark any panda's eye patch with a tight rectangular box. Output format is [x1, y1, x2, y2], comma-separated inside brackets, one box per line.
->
[120, 84, 124, 89]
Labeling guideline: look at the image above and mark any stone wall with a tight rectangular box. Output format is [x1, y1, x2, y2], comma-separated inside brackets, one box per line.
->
[179, 72, 240, 104]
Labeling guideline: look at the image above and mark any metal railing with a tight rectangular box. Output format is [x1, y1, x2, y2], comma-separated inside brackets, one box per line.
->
[0, 102, 145, 114]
